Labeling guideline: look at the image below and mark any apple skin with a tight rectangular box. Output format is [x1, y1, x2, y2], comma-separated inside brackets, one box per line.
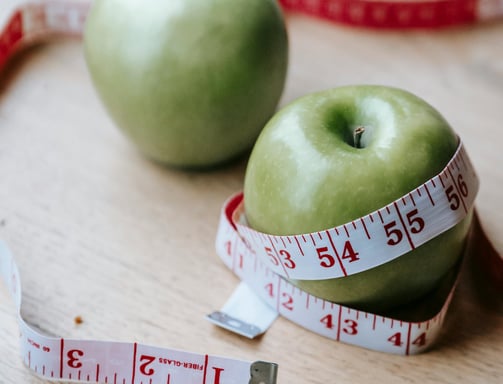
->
[243, 85, 473, 313]
[83, 0, 288, 168]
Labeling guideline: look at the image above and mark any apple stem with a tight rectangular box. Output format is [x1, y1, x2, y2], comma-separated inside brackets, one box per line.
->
[353, 126, 365, 149]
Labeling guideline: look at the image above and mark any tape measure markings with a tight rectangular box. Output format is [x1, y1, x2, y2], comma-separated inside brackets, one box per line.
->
[278, 0, 503, 28]
[0, 0, 492, 370]
[0, 242, 278, 384]
[0, 1, 90, 71]
[215, 206, 456, 355]
[233, 142, 478, 281]
[1, 4, 279, 381]
[19, 1, 89, 38]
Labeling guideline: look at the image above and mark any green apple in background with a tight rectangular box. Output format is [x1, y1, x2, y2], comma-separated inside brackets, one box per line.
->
[84, 0, 288, 168]
[244, 85, 473, 314]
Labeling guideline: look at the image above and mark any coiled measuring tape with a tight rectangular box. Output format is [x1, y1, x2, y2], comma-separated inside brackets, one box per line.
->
[279, 0, 503, 28]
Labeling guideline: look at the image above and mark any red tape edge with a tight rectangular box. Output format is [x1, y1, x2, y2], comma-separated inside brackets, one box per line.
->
[278, 0, 486, 29]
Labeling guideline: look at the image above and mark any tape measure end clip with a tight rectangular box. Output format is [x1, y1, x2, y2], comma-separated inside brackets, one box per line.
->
[249, 361, 278, 384]
[206, 311, 264, 339]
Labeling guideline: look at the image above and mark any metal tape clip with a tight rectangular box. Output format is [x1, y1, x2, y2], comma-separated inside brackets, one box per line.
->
[249, 361, 278, 384]
[206, 311, 264, 339]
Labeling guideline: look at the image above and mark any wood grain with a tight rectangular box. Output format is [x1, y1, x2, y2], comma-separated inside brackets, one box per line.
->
[1, 1, 502, 383]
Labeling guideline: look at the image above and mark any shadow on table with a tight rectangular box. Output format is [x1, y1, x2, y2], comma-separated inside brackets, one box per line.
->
[432, 211, 503, 352]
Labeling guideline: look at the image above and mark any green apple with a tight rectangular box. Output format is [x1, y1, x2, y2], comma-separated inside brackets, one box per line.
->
[83, 0, 288, 168]
[243, 85, 473, 314]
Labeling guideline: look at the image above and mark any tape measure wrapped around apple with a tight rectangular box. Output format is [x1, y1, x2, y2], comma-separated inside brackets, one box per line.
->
[212, 85, 480, 354]
[243, 85, 477, 313]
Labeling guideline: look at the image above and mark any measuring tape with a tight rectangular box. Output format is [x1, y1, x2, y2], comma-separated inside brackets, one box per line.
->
[0, 1, 90, 69]
[0, 2, 279, 383]
[229, 142, 478, 281]
[0, 1, 496, 383]
[0, 243, 278, 384]
[211, 139, 479, 355]
[279, 0, 503, 28]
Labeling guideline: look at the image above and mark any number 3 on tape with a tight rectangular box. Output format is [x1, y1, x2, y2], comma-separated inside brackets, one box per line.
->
[212, 140, 479, 355]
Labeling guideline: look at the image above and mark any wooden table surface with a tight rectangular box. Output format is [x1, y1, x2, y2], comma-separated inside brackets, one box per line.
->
[1, 1, 502, 383]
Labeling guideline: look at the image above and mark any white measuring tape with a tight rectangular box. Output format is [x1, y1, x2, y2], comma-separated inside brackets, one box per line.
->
[0, 2, 496, 383]
[210, 140, 479, 355]
[0, 244, 277, 384]
[0, 1, 89, 68]
[279, 0, 503, 28]
[229, 142, 478, 281]
[0, 2, 279, 383]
